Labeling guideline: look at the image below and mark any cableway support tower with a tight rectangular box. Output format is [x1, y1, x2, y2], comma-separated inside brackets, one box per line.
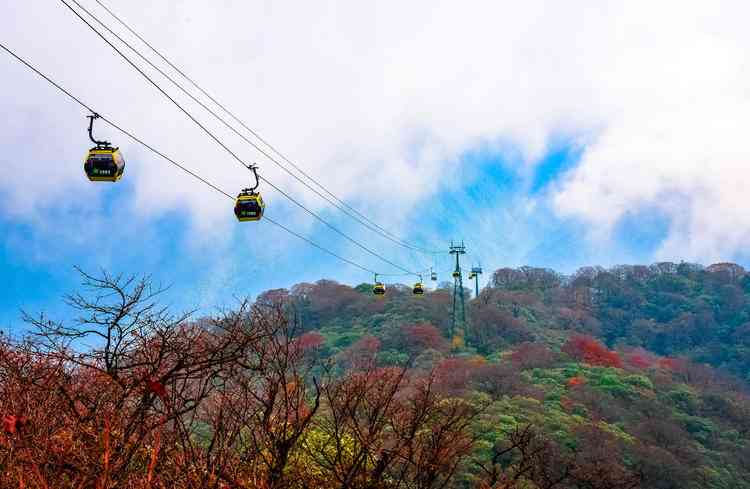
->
[450, 240, 467, 349]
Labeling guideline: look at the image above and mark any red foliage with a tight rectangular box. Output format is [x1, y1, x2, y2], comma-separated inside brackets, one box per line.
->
[469, 305, 533, 347]
[624, 348, 657, 369]
[434, 356, 485, 394]
[342, 335, 382, 369]
[401, 323, 449, 353]
[510, 342, 557, 369]
[146, 378, 168, 401]
[568, 376, 587, 387]
[256, 288, 290, 307]
[353, 335, 381, 354]
[562, 334, 623, 368]
[0, 272, 488, 488]
[296, 331, 325, 351]
[2, 414, 27, 435]
[307, 280, 363, 317]
[658, 357, 688, 372]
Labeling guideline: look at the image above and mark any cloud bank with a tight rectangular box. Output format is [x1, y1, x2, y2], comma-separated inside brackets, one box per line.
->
[1, 0, 749, 266]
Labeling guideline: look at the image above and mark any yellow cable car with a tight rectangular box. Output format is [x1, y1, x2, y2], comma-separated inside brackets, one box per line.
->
[374, 282, 386, 296]
[83, 114, 124, 182]
[452, 270, 460, 278]
[84, 148, 125, 182]
[234, 165, 265, 222]
[413, 282, 424, 295]
[373, 274, 386, 296]
[234, 191, 265, 221]
[469, 272, 476, 280]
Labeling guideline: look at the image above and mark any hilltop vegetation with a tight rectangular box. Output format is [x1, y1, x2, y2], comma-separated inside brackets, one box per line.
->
[1, 262, 750, 488]
[287, 261, 750, 382]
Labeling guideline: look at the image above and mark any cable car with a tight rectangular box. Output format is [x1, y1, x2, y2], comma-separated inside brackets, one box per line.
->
[431, 271, 437, 281]
[469, 272, 476, 280]
[373, 282, 386, 296]
[83, 114, 124, 182]
[372, 274, 386, 296]
[234, 165, 265, 222]
[84, 148, 124, 182]
[452, 270, 460, 278]
[234, 190, 265, 221]
[413, 282, 424, 295]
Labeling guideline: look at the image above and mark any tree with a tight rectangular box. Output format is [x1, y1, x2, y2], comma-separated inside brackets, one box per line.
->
[8, 269, 268, 487]
[309, 364, 480, 489]
[622, 347, 657, 370]
[476, 425, 640, 489]
[509, 342, 557, 369]
[296, 330, 326, 353]
[340, 335, 381, 370]
[434, 356, 486, 395]
[492, 267, 561, 291]
[205, 303, 322, 489]
[392, 323, 449, 355]
[562, 334, 623, 368]
[468, 305, 532, 352]
[471, 361, 526, 399]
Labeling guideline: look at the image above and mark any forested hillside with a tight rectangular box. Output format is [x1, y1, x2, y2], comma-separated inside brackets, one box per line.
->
[2, 263, 750, 488]
[282, 261, 750, 381]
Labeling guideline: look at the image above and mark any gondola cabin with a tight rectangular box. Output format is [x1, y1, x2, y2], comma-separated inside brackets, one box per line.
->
[373, 282, 386, 296]
[430, 272, 437, 281]
[413, 282, 424, 295]
[84, 147, 125, 182]
[234, 190, 265, 222]
[452, 270, 460, 278]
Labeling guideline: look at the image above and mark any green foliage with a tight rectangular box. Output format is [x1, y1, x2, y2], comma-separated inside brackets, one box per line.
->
[675, 414, 716, 444]
[623, 373, 654, 390]
[665, 384, 701, 414]
[275, 263, 750, 488]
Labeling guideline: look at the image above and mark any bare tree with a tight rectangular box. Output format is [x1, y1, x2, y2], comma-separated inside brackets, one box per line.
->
[17, 268, 267, 486]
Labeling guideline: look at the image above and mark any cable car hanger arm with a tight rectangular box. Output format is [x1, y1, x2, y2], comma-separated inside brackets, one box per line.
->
[87, 113, 110, 148]
[242, 163, 260, 192]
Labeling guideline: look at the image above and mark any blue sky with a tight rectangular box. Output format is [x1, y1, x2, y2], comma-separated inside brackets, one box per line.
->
[0, 143, 683, 330]
[3, 0, 750, 330]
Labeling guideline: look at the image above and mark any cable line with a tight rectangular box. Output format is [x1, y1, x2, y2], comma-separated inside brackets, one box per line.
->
[58, 0, 418, 276]
[0, 40, 379, 275]
[69, 0, 413, 250]
[85, 0, 443, 255]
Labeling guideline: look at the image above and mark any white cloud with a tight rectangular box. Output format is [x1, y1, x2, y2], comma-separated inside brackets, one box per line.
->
[1, 0, 750, 266]
[552, 1, 750, 262]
